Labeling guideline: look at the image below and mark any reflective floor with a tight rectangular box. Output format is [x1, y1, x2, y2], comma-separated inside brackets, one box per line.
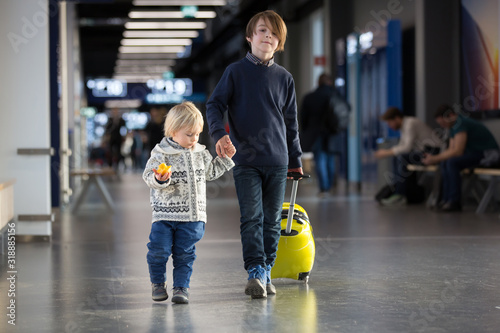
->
[2, 172, 500, 332]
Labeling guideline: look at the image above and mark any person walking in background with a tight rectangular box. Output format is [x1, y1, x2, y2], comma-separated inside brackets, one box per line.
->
[144, 106, 167, 156]
[300, 73, 341, 197]
[143, 102, 235, 304]
[375, 107, 442, 206]
[206, 10, 302, 299]
[105, 108, 126, 170]
[422, 104, 499, 212]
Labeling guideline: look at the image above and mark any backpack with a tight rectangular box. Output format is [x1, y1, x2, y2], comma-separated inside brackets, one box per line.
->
[329, 90, 351, 132]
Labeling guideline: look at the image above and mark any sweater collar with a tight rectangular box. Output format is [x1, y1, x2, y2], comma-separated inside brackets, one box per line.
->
[246, 52, 274, 67]
[154, 137, 205, 154]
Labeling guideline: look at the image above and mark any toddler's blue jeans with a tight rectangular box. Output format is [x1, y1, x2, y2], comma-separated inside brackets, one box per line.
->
[147, 221, 205, 288]
[233, 165, 288, 271]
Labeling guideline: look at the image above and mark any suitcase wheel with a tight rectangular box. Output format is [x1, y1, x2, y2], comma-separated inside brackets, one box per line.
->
[298, 272, 310, 284]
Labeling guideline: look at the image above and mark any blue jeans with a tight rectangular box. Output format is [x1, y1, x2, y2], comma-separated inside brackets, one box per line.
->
[147, 221, 205, 288]
[233, 165, 288, 271]
[312, 138, 336, 192]
[440, 152, 484, 203]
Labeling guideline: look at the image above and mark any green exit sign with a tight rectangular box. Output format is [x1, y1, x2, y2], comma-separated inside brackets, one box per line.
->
[163, 71, 175, 80]
[181, 5, 198, 18]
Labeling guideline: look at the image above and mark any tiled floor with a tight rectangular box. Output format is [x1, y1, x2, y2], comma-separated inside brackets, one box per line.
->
[1, 172, 500, 332]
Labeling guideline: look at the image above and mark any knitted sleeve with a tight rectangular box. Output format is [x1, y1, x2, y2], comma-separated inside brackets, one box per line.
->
[202, 150, 235, 181]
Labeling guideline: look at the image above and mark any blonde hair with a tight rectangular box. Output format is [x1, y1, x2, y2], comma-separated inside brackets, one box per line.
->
[163, 101, 203, 137]
[246, 10, 287, 52]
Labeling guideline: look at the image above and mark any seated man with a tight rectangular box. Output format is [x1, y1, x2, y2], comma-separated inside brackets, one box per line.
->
[422, 105, 499, 212]
[375, 107, 442, 206]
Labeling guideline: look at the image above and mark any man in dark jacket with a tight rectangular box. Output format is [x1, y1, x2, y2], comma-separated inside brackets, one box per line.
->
[300, 73, 339, 196]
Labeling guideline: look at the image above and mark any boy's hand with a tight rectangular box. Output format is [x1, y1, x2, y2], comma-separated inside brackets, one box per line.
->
[287, 167, 303, 179]
[216, 135, 232, 158]
[225, 143, 236, 158]
[153, 168, 171, 182]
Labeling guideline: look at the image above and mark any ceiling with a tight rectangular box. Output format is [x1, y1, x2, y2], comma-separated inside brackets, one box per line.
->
[78, 0, 134, 79]
[77, 0, 273, 82]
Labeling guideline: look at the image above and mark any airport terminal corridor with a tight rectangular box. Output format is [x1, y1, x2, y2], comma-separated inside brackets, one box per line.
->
[2, 173, 500, 332]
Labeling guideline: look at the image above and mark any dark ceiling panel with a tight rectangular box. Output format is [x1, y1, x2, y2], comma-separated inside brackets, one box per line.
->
[78, 0, 133, 79]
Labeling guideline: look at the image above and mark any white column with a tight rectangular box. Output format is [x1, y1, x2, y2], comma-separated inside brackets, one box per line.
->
[0, 0, 53, 237]
[59, 1, 75, 206]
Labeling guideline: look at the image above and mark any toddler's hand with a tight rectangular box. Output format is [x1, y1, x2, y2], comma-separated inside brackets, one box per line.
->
[216, 135, 232, 158]
[226, 143, 236, 158]
[153, 168, 171, 182]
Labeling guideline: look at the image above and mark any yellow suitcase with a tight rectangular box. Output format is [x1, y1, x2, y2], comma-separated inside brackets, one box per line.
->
[271, 173, 315, 283]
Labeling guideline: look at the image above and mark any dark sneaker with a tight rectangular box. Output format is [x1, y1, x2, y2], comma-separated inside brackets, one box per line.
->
[171, 287, 189, 304]
[152, 283, 168, 302]
[266, 265, 276, 295]
[440, 201, 462, 212]
[245, 265, 267, 299]
[380, 194, 407, 206]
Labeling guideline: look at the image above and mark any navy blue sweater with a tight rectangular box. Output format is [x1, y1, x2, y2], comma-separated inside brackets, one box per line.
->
[206, 57, 302, 168]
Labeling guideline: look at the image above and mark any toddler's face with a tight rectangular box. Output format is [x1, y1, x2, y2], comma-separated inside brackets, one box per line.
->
[172, 125, 202, 149]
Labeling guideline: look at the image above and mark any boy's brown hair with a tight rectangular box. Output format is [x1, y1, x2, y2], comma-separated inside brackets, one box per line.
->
[245, 10, 287, 52]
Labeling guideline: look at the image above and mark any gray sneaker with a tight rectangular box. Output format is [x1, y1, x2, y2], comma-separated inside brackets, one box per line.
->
[152, 283, 168, 302]
[266, 283, 276, 295]
[172, 287, 189, 304]
[381, 194, 407, 206]
[266, 265, 276, 295]
[245, 266, 267, 299]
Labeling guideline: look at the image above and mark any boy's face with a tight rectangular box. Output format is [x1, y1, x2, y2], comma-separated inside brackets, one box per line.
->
[246, 18, 279, 60]
[172, 125, 202, 149]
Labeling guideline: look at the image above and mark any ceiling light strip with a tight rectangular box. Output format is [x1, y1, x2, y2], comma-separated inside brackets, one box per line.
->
[132, 0, 227, 6]
[114, 70, 170, 75]
[125, 22, 207, 29]
[118, 53, 178, 59]
[123, 30, 200, 38]
[116, 59, 175, 66]
[114, 65, 171, 71]
[121, 39, 192, 46]
[129, 11, 216, 19]
[112, 74, 163, 82]
[119, 46, 186, 53]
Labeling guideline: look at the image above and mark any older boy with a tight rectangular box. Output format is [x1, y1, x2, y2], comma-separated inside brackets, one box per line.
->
[206, 10, 302, 299]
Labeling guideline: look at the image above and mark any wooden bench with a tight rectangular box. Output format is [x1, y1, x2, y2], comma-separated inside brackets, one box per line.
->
[70, 168, 116, 213]
[0, 179, 15, 254]
[407, 164, 500, 213]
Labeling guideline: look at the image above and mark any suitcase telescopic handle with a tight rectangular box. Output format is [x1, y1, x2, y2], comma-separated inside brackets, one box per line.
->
[285, 173, 310, 234]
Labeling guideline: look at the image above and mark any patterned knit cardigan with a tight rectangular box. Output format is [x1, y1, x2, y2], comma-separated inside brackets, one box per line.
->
[143, 137, 235, 223]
